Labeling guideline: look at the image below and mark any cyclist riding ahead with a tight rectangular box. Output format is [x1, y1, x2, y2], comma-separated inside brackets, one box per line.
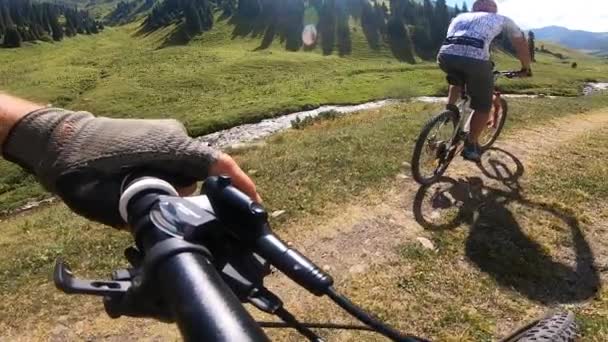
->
[438, 0, 532, 162]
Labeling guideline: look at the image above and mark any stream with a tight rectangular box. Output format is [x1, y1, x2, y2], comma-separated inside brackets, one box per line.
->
[199, 85, 608, 149]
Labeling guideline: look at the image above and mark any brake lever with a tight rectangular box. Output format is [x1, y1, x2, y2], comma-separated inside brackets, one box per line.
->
[204, 176, 334, 296]
[54, 259, 131, 296]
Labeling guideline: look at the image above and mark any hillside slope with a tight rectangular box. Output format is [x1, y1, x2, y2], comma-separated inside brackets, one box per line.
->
[1, 19, 605, 136]
[533, 26, 608, 54]
[56, 0, 124, 18]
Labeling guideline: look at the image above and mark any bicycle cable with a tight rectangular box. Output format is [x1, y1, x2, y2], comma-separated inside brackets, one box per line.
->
[326, 287, 429, 342]
[273, 306, 325, 341]
[258, 321, 375, 331]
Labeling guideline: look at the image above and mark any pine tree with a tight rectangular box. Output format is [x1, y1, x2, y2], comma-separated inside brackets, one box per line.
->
[184, 1, 203, 35]
[237, 0, 262, 18]
[318, 0, 336, 55]
[336, 9, 351, 56]
[361, 0, 380, 49]
[381, 2, 388, 18]
[374, 1, 387, 40]
[41, 4, 51, 32]
[48, 7, 63, 41]
[346, 0, 363, 19]
[64, 13, 76, 36]
[462, 1, 468, 12]
[199, 0, 213, 31]
[282, 0, 304, 51]
[423, 0, 433, 21]
[220, 0, 236, 17]
[432, 0, 449, 51]
[0, 5, 6, 35]
[386, 15, 415, 63]
[3, 25, 22, 47]
[402, 0, 416, 24]
[33, 23, 47, 40]
[89, 19, 99, 34]
[2, 3, 13, 29]
[528, 31, 536, 62]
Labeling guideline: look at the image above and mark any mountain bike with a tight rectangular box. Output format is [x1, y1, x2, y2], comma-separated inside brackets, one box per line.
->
[53, 175, 577, 341]
[411, 70, 522, 185]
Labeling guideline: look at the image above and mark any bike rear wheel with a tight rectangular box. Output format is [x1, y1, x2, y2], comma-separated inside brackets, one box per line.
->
[479, 98, 508, 150]
[411, 111, 458, 185]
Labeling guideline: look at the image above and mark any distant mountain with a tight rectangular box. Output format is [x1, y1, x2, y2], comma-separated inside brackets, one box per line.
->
[531, 26, 608, 55]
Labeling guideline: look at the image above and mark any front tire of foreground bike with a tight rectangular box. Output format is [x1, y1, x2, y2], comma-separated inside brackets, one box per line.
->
[411, 110, 458, 186]
[500, 311, 578, 342]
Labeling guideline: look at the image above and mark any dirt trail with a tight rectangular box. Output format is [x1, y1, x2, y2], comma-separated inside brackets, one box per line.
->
[269, 109, 608, 278]
[4, 110, 608, 342]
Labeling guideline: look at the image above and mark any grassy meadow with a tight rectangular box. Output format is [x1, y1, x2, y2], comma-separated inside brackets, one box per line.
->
[2, 91, 608, 339]
[2, 14, 608, 341]
[1, 19, 606, 136]
[1, 18, 607, 213]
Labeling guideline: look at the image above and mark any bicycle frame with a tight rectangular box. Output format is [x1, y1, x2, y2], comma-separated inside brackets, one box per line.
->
[446, 71, 510, 153]
[457, 72, 506, 131]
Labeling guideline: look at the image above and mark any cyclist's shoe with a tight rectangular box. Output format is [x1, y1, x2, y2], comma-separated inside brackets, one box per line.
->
[446, 103, 460, 116]
[461, 141, 482, 163]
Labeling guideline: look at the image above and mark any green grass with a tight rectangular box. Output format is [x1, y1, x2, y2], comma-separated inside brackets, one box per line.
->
[249, 99, 608, 340]
[0, 92, 608, 340]
[2, 20, 607, 137]
[526, 126, 608, 340]
[530, 127, 608, 206]
[2, 90, 608, 217]
[0, 162, 46, 214]
[3, 16, 608, 337]
[493, 42, 608, 96]
[1, 19, 603, 214]
[0, 208, 131, 329]
[0, 21, 443, 137]
[235, 94, 608, 225]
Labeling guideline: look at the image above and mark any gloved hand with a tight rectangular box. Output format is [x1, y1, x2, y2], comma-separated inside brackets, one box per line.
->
[2, 108, 260, 228]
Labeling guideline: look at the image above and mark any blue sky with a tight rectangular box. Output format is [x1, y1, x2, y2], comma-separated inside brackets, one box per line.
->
[446, 0, 472, 8]
[446, 0, 607, 32]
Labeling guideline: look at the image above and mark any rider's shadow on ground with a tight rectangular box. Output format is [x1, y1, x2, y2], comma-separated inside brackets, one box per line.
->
[412, 148, 600, 304]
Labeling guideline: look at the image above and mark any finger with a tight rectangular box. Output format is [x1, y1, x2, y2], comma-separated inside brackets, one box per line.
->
[232, 173, 262, 202]
[210, 153, 263, 203]
[223, 161, 263, 203]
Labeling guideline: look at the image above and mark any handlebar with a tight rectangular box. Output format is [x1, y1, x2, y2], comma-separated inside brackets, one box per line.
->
[54, 175, 426, 342]
[120, 179, 269, 342]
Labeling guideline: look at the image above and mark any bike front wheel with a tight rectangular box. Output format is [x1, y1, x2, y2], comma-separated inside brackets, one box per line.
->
[411, 110, 458, 185]
[479, 98, 508, 150]
[500, 311, 578, 342]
